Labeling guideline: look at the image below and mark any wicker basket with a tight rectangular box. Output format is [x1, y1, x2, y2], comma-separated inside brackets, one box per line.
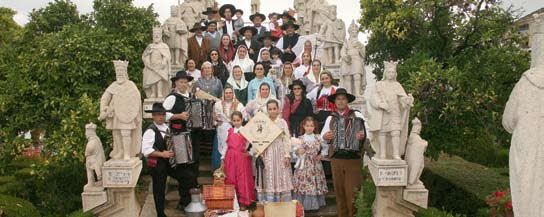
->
[203, 184, 235, 210]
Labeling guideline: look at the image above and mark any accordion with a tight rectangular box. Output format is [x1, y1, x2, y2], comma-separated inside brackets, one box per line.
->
[186, 98, 215, 130]
[330, 112, 366, 155]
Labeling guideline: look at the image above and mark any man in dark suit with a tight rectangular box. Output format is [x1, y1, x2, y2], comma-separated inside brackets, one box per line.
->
[235, 26, 261, 63]
[219, 4, 236, 40]
[188, 22, 211, 70]
[250, 12, 267, 40]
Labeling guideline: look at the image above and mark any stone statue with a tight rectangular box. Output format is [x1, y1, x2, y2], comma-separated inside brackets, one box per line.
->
[307, 0, 330, 34]
[84, 123, 106, 191]
[502, 14, 544, 217]
[405, 118, 427, 189]
[318, 5, 345, 65]
[368, 61, 414, 160]
[142, 27, 171, 99]
[163, 5, 188, 67]
[251, 0, 260, 14]
[99, 60, 142, 160]
[179, 0, 205, 27]
[294, 0, 306, 29]
[340, 20, 366, 98]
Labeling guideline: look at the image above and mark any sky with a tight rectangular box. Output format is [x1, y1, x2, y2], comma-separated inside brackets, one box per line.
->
[0, 0, 543, 43]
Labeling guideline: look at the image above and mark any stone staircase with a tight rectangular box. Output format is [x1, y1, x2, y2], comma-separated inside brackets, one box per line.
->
[140, 143, 338, 216]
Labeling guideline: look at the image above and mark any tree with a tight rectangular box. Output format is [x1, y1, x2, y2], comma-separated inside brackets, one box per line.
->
[0, 7, 21, 48]
[360, 0, 529, 166]
[24, 0, 81, 39]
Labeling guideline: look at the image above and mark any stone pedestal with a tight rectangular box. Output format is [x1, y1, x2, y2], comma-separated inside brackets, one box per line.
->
[372, 187, 418, 217]
[102, 158, 142, 188]
[82, 190, 107, 212]
[143, 98, 164, 119]
[403, 187, 428, 209]
[368, 158, 408, 187]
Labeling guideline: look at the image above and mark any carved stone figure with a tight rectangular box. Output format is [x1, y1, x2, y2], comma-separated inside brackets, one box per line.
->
[142, 27, 171, 99]
[307, 0, 330, 34]
[163, 5, 188, 67]
[368, 61, 414, 160]
[179, 0, 205, 28]
[318, 5, 345, 65]
[99, 60, 142, 160]
[340, 20, 366, 98]
[84, 123, 106, 191]
[405, 118, 427, 189]
[502, 14, 544, 217]
[251, 0, 260, 14]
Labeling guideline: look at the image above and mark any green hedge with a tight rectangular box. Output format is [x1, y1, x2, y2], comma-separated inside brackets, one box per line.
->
[0, 194, 40, 217]
[421, 155, 509, 216]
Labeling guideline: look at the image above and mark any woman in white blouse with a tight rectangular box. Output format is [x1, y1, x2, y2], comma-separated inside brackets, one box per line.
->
[228, 45, 255, 81]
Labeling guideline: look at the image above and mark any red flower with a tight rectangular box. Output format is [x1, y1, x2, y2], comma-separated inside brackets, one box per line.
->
[504, 200, 513, 210]
[495, 191, 506, 199]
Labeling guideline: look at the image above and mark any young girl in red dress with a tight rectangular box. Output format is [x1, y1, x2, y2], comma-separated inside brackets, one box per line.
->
[223, 111, 255, 208]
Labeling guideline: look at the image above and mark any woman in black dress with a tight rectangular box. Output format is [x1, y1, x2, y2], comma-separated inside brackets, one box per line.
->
[282, 79, 313, 137]
[208, 49, 230, 86]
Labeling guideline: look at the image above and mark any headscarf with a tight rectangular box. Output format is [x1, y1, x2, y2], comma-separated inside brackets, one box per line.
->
[219, 35, 235, 64]
[306, 60, 323, 84]
[230, 45, 255, 73]
[220, 86, 241, 120]
[257, 48, 271, 62]
[254, 82, 278, 108]
[227, 65, 248, 90]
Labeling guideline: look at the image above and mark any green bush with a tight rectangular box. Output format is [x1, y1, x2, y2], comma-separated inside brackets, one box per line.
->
[421, 155, 509, 216]
[416, 207, 465, 217]
[356, 168, 376, 217]
[0, 194, 40, 217]
[67, 210, 93, 217]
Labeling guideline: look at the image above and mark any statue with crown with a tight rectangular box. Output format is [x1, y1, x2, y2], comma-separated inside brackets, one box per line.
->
[99, 60, 142, 161]
[142, 27, 171, 100]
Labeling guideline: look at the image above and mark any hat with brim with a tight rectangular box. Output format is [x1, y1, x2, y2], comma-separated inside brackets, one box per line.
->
[202, 7, 218, 15]
[327, 88, 356, 103]
[281, 20, 300, 31]
[205, 20, 217, 27]
[145, 102, 167, 113]
[288, 79, 306, 91]
[281, 11, 295, 21]
[238, 26, 258, 36]
[258, 31, 279, 42]
[189, 22, 207, 33]
[235, 9, 244, 15]
[171, 70, 194, 83]
[219, 4, 236, 18]
[249, 12, 266, 22]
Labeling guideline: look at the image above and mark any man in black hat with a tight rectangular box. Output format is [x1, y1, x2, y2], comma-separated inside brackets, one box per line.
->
[276, 20, 300, 63]
[188, 22, 211, 70]
[250, 12, 267, 39]
[320, 88, 366, 217]
[162, 71, 199, 211]
[141, 102, 175, 217]
[202, 7, 218, 23]
[236, 26, 262, 63]
[219, 4, 236, 39]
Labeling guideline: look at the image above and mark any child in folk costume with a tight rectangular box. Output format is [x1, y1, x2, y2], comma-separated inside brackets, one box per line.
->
[255, 100, 293, 202]
[292, 116, 328, 211]
[223, 111, 255, 208]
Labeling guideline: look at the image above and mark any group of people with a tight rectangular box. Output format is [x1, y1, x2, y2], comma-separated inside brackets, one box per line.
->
[142, 3, 366, 217]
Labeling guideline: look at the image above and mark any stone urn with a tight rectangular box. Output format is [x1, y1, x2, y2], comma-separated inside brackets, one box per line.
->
[185, 188, 206, 217]
[252, 203, 265, 217]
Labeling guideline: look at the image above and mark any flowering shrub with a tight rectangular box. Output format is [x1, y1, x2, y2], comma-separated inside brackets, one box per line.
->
[485, 189, 513, 217]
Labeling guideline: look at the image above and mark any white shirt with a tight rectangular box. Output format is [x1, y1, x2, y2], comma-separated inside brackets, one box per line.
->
[196, 35, 203, 47]
[163, 91, 190, 122]
[294, 64, 310, 79]
[225, 20, 234, 38]
[187, 69, 201, 81]
[141, 123, 169, 157]
[245, 39, 252, 49]
[306, 86, 336, 101]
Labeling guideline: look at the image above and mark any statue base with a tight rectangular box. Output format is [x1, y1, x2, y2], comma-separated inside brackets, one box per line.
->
[372, 186, 419, 217]
[92, 187, 141, 217]
[368, 158, 408, 187]
[403, 187, 428, 209]
[102, 157, 142, 188]
[82, 190, 107, 212]
[143, 98, 165, 119]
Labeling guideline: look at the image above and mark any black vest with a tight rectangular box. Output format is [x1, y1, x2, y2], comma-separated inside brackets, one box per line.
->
[148, 124, 166, 151]
[168, 92, 190, 133]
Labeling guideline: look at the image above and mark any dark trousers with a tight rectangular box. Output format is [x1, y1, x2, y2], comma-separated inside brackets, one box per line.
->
[191, 129, 215, 179]
[331, 158, 362, 217]
[150, 160, 198, 217]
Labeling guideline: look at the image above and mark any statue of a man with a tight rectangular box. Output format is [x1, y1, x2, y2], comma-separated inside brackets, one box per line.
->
[179, 0, 205, 27]
[405, 118, 427, 188]
[318, 5, 345, 64]
[251, 0, 260, 14]
[163, 5, 188, 67]
[99, 60, 142, 160]
[142, 27, 171, 99]
[308, 0, 330, 34]
[368, 61, 414, 160]
[502, 14, 544, 217]
[84, 123, 106, 191]
[340, 20, 366, 97]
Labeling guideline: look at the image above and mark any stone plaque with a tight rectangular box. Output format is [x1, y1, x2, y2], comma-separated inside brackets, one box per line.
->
[403, 188, 428, 209]
[102, 158, 142, 188]
[106, 170, 131, 185]
[368, 159, 408, 186]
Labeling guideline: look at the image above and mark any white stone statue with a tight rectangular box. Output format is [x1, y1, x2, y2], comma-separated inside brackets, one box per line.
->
[502, 14, 544, 217]
[142, 27, 171, 99]
[294, 0, 306, 29]
[99, 60, 142, 160]
[179, 0, 205, 27]
[318, 5, 345, 65]
[251, 0, 260, 14]
[163, 5, 188, 67]
[405, 118, 427, 189]
[340, 20, 366, 98]
[368, 61, 414, 160]
[304, 0, 330, 34]
[84, 123, 106, 191]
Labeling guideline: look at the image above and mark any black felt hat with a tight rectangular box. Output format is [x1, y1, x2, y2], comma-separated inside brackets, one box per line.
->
[258, 31, 279, 42]
[219, 4, 236, 18]
[249, 12, 266, 22]
[281, 20, 300, 31]
[171, 70, 194, 82]
[145, 102, 167, 113]
[288, 79, 306, 91]
[202, 7, 218, 15]
[327, 88, 356, 103]
[189, 22, 207, 33]
[238, 26, 258, 36]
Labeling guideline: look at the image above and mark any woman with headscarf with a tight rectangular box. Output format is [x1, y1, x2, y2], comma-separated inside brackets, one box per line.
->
[245, 82, 278, 117]
[294, 52, 312, 79]
[257, 48, 273, 75]
[214, 86, 246, 169]
[247, 63, 276, 102]
[292, 40, 315, 68]
[228, 45, 255, 81]
[306, 70, 337, 131]
[219, 34, 236, 65]
[282, 79, 313, 137]
[208, 49, 229, 86]
[227, 65, 249, 105]
[300, 60, 323, 93]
